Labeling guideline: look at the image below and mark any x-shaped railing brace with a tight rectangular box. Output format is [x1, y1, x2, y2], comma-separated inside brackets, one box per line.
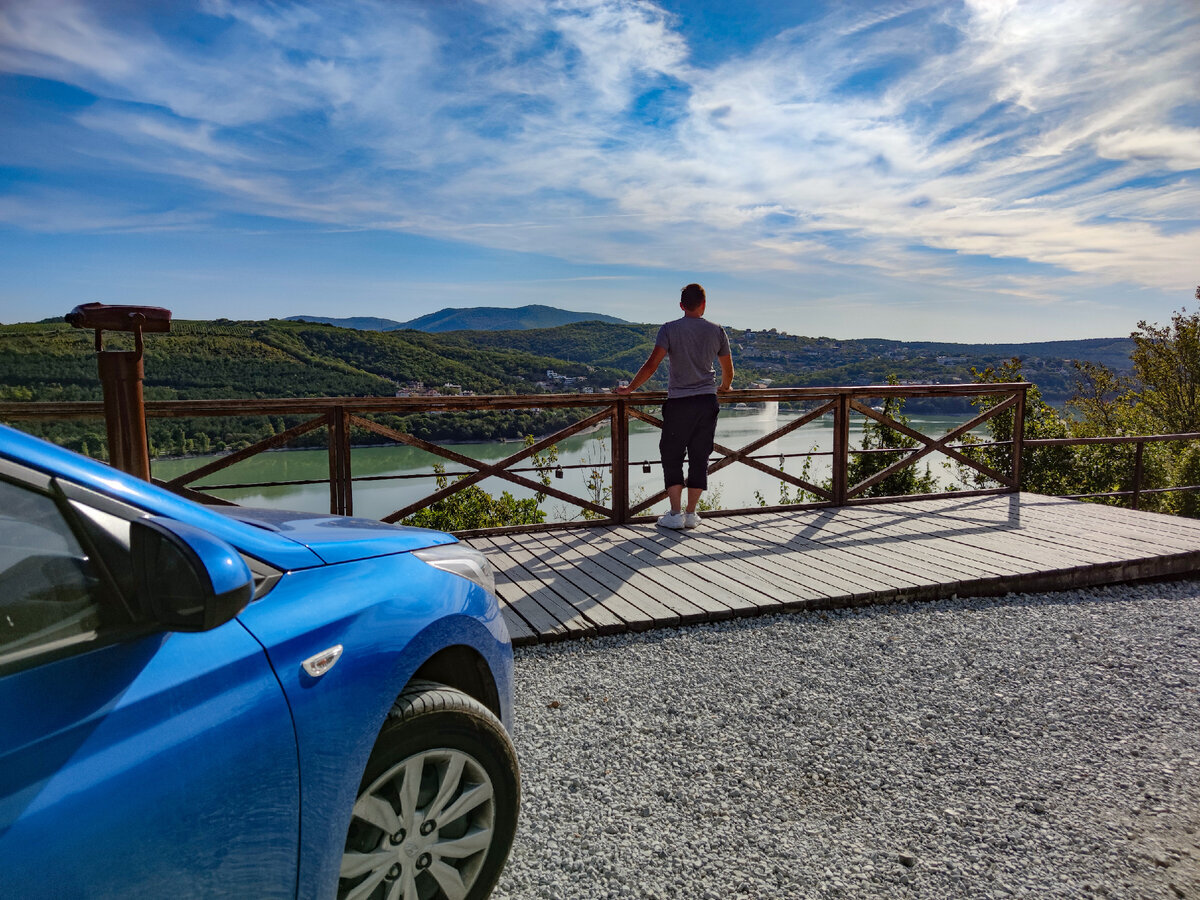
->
[846, 396, 1016, 498]
[627, 401, 835, 516]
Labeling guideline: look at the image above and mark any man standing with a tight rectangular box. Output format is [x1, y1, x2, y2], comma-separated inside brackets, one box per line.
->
[618, 283, 734, 529]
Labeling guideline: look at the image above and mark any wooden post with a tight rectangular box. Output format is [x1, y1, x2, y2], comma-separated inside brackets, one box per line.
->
[612, 398, 630, 524]
[832, 392, 850, 505]
[96, 347, 151, 480]
[1010, 385, 1027, 492]
[1132, 440, 1145, 510]
[328, 407, 352, 515]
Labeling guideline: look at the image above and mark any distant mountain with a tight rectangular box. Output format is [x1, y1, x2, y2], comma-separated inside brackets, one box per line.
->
[287, 305, 628, 333]
[285, 315, 405, 331]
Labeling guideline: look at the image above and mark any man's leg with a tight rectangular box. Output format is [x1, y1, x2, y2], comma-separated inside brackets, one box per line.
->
[659, 399, 687, 513]
[684, 395, 720, 513]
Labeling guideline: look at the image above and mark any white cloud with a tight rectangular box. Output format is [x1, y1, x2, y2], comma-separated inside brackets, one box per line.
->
[1094, 127, 1200, 170]
[0, 0, 1197, 301]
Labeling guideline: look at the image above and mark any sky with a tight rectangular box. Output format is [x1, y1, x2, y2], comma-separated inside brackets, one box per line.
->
[1, 0, 1198, 342]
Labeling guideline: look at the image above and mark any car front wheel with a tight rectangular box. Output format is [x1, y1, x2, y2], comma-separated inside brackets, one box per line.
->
[339, 680, 520, 900]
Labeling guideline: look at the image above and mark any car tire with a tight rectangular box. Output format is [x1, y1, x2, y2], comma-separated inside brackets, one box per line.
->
[338, 680, 520, 900]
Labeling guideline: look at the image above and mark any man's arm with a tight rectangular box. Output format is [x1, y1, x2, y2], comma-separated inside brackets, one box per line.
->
[717, 353, 734, 392]
[617, 346, 667, 394]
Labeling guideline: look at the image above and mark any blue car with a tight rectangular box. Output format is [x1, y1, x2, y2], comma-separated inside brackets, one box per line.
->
[0, 423, 519, 899]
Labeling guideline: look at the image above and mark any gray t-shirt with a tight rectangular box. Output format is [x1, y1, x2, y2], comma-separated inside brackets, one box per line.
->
[655, 316, 732, 398]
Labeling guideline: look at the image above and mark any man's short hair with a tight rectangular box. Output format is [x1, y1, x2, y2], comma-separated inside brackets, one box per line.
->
[680, 283, 706, 311]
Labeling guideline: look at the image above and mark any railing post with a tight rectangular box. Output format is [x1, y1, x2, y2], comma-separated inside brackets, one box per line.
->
[327, 406, 352, 515]
[832, 391, 850, 505]
[1010, 385, 1027, 492]
[612, 397, 630, 524]
[96, 348, 151, 481]
[1132, 440, 1145, 510]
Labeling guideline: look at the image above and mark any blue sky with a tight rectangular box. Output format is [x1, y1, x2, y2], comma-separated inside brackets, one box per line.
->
[1, 0, 1197, 342]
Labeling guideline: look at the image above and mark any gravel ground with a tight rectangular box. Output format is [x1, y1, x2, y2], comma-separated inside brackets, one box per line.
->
[492, 579, 1200, 900]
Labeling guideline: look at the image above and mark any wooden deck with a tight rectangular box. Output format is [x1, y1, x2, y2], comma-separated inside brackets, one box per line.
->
[468, 494, 1200, 646]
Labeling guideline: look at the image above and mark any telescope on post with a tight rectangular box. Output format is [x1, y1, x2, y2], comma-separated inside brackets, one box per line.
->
[65, 302, 172, 480]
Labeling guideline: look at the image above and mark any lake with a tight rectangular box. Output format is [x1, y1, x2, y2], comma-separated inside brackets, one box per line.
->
[152, 407, 982, 521]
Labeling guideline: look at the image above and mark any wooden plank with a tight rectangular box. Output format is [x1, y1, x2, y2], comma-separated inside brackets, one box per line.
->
[478, 539, 597, 638]
[897, 509, 1119, 569]
[884, 498, 1128, 567]
[779, 507, 989, 582]
[1023, 494, 1200, 538]
[1018, 497, 1200, 551]
[473, 491, 1200, 645]
[697, 514, 914, 599]
[576, 530, 752, 618]
[1012, 502, 1200, 556]
[513, 531, 683, 630]
[818, 505, 1040, 577]
[617, 524, 823, 610]
[820, 503, 1041, 569]
[536, 529, 727, 622]
[489, 566, 571, 641]
[499, 606, 538, 646]
[940, 507, 1153, 565]
[480, 536, 630, 635]
[784, 507, 1004, 581]
[631, 524, 846, 606]
[555, 531, 743, 621]
[720, 513, 931, 591]
[833, 502, 1087, 575]
[591, 526, 788, 615]
[824, 498, 1171, 592]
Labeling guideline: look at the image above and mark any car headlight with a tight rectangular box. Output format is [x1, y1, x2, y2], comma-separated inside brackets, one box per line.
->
[413, 543, 496, 596]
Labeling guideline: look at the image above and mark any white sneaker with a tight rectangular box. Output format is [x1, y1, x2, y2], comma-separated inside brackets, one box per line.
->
[657, 511, 686, 529]
[683, 512, 700, 529]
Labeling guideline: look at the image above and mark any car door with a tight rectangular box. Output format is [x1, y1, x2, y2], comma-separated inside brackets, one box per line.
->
[0, 460, 300, 898]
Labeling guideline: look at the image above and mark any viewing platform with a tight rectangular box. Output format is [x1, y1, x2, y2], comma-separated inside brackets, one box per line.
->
[7, 381, 1200, 644]
[472, 493, 1200, 646]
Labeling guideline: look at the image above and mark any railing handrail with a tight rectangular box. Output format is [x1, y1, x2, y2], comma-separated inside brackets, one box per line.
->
[1, 383, 1040, 532]
[9, 382, 1198, 526]
[1025, 432, 1200, 446]
[0, 382, 1031, 421]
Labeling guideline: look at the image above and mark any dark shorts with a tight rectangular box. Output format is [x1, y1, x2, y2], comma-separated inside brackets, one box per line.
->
[659, 393, 720, 490]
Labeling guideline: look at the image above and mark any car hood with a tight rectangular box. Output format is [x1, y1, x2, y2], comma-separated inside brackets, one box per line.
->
[213, 507, 456, 564]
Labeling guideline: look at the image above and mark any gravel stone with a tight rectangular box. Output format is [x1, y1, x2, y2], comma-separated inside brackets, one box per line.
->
[492, 579, 1200, 900]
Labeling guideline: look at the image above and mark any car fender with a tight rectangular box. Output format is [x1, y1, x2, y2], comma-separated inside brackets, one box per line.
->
[235, 552, 512, 899]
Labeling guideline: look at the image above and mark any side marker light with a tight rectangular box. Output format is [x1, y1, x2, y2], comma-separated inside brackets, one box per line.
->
[302, 644, 344, 678]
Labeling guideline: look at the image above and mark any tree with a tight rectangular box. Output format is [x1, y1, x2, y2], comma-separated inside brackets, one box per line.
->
[399, 435, 560, 531]
[1129, 299, 1200, 434]
[1060, 299, 1200, 514]
[956, 358, 1073, 494]
[401, 464, 546, 531]
[846, 383, 938, 498]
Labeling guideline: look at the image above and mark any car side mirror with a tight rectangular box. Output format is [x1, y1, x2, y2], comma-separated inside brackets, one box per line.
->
[131, 517, 254, 632]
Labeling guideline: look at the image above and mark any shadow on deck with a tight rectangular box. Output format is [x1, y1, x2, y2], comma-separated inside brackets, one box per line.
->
[467, 494, 1200, 646]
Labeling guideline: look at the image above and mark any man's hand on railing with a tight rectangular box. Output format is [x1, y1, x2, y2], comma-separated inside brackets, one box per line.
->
[616, 384, 633, 395]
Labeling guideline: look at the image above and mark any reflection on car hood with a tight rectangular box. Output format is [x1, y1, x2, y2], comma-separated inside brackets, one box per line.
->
[213, 507, 456, 564]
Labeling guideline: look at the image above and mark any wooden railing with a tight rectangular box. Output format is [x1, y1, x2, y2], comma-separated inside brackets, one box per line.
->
[1024, 433, 1200, 510]
[1, 383, 1032, 534]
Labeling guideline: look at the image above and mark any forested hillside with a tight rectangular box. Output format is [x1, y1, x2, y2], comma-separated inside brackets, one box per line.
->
[451, 324, 1133, 404]
[0, 318, 626, 456]
[0, 318, 630, 402]
[0, 315, 1132, 458]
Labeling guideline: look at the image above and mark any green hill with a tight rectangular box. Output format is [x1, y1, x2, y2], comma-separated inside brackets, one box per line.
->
[0, 315, 1132, 457]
